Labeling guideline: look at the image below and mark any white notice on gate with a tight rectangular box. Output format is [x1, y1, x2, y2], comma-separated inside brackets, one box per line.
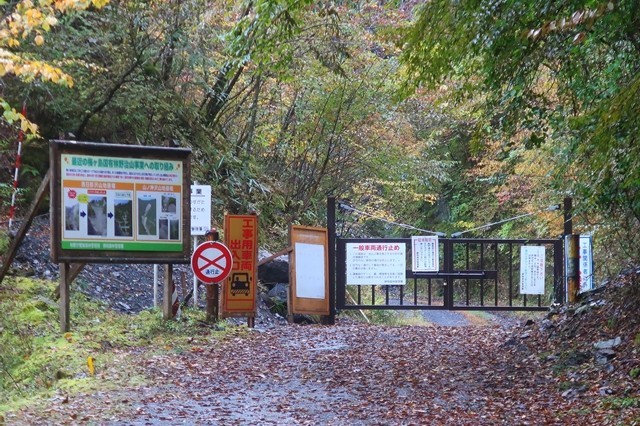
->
[346, 242, 406, 285]
[520, 246, 545, 295]
[411, 236, 439, 272]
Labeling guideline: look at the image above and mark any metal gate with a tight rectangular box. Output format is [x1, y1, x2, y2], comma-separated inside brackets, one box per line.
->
[336, 237, 563, 312]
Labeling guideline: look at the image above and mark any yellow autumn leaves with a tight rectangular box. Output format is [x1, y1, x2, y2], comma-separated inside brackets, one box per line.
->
[0, 51, 74, 85]
[0, 0, 110, 134]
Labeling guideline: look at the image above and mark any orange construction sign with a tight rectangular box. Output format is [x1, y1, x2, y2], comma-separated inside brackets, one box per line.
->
[222, 214, 258, 317]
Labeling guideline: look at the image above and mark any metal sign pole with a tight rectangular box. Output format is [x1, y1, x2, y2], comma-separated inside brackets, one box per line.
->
[153, 264, 158, 307]
[193, 236, 198, 307]
[205, 229, 220, 323]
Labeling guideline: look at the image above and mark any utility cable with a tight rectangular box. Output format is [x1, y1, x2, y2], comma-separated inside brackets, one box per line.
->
[338, 202, 446, 237]
[450, 204, 561, 238]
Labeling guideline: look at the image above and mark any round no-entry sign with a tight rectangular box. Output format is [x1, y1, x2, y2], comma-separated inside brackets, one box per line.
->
[191, 241, 233, 284]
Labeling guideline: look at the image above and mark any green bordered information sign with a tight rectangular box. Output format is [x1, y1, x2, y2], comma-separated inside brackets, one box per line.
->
[50, 140, 192, 263]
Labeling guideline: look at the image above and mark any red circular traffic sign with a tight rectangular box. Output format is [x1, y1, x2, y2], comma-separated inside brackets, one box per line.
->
[191, 241, 233, 284]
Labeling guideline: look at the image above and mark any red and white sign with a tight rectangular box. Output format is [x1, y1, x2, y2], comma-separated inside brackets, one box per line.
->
[191, 241, 233, 284]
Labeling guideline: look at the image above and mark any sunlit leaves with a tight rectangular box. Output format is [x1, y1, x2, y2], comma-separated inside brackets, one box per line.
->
[0, 99, 38, 134]
[525, 2, 615, 42]
[0, 0, 109, 134]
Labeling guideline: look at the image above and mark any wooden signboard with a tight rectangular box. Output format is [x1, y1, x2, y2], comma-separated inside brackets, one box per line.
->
[289, 225, 329, 316]
[222, 214, 258, 317]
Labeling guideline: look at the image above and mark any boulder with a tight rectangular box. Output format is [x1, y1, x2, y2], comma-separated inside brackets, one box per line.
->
[268, 283, 288, 303]
[258, 259, 289, 283]
[594, 337, 622, 350]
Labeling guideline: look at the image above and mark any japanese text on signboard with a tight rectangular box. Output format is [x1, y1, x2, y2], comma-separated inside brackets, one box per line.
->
[520, 246, 546, 295]
[346, 242, 406, 285]
[60, 153, 183, 252]
[411, 236, 439, 272]
[223, 215, 258, 315]
[190, 185, 211, 236]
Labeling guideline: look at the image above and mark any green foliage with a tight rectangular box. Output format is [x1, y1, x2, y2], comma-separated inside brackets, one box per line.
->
[400, 0, 640, 266]
[0, 228, 9, 254]
[0, 276, 231, 412]
[601, 396, 640, 410]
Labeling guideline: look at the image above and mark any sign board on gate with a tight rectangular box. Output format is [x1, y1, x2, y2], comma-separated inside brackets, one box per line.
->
[191, 241, 233, 284]
[222, 214, 258, 317]
[346, 242, 406, 285]
[190, 185, 211, 236]
[411, 236, 439, 272]
[520, 246, 546, 295]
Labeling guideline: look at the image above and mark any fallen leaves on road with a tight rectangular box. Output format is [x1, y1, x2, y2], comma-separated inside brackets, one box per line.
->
[5, 317, 639, 425]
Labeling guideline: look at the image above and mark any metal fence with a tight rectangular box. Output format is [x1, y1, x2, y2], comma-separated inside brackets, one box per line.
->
[336, 237, 563, 312]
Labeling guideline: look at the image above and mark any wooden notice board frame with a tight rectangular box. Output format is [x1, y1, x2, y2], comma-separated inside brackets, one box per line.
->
[289, 225, 329, 316]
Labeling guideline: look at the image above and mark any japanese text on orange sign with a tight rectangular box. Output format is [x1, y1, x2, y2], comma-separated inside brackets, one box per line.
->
[223, 215, 258, 314]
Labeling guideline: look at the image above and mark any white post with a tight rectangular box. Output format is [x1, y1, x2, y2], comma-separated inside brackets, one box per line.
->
[153, 264, 159, 307]
[193, 236, 198, 307]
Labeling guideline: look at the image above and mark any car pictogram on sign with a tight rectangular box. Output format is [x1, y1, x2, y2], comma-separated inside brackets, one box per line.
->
[230, 272, 250, 296]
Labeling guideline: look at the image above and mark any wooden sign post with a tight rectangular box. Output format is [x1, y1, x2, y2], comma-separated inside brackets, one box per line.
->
[222, 214, 258, 326]
[288, 225, 330, 319]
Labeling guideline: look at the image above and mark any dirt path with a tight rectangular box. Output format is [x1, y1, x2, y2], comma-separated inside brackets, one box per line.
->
[3, 323, 626, 425]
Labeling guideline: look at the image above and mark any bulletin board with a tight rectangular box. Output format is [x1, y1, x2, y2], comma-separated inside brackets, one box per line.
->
[49, 140, 191, 263]
[289, 225, 329, 315]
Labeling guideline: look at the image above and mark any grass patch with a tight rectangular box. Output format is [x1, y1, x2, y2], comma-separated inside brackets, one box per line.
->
[601, 396, 640, 410]
[0, 230, 9, 255]
[0, 276, 231, 416]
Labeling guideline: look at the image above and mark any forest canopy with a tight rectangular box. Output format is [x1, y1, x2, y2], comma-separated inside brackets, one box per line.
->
[1, 0, 639, 279]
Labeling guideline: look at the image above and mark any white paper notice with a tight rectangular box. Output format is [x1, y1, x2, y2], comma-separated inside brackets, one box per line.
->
[411, 236, 439, 272]
[579, 235, 593, 293]
[295, 243, 325, 299]
[520, 246, 545, 295]
[346, 242, 406, 285]
[190, 185, 212, 236]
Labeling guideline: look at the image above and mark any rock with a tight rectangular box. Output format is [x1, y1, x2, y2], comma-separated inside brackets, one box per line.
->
[594, 337, 622, 350]
[260, 292, 274, 306]
[502, 337, 517, 347]
[117, 301, 131, 311]
[267, 283, 288, 302]
[575, 304, 591, 315]
[595, 349, 616, 365]
[540, 319, 555, 330]
[599, 387, 615, 396]
[565, 350, 591, 366]
[546, 306, 560, 319]
[258, 259, 289, 283]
